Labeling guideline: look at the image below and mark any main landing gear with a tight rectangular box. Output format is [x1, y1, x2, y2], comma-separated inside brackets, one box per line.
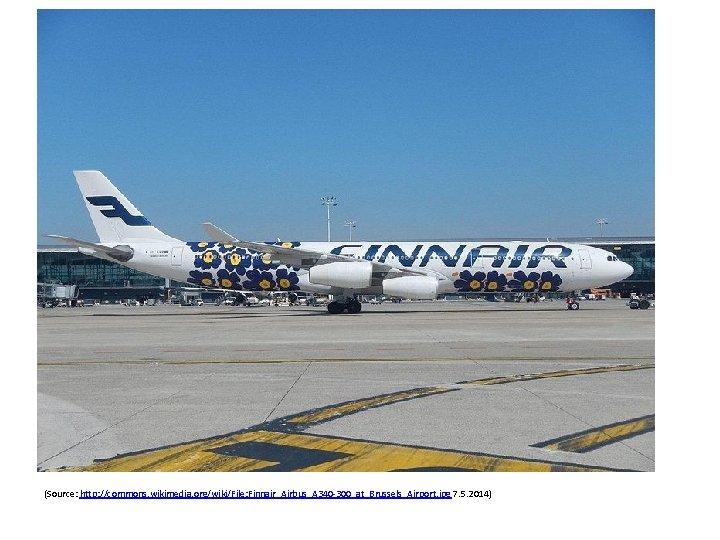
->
[327, 296, 362, 314]
[628, 297, 651, 310]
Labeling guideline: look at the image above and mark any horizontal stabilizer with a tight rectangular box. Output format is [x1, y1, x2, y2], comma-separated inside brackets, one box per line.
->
[46, 235, 134, 262]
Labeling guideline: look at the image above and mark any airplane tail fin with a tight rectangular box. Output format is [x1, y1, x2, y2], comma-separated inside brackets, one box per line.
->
[73, 171, 180, 243]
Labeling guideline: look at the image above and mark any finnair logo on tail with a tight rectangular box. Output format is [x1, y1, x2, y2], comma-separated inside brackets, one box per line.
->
[86, 196, 151, 226]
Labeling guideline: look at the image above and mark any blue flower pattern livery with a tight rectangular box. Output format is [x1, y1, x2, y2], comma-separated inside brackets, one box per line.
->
[185, 241, 562, 294]
[454, 270, 486, 292]
[483, 271, 508, 292]
[188, 270, 216, 288]
[508, 271, 542, 292]
[186, 242, 301, 291]
[538, 271, 563, 292]
[454, 269, 561, 293]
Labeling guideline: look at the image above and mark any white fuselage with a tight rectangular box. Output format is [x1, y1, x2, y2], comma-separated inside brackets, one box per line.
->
[111, 240, 633, 297]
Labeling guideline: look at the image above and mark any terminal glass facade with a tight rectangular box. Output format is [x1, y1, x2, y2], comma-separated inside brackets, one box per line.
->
[38, 249, 165, 288]
[37, 248, 179, 301]
[588, 240, 655, 295]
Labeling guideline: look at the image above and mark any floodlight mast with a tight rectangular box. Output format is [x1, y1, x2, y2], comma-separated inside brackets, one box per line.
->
[596, 218, 609, 237]
[321, 196, 337, 242]
[344, 220, 357, 241]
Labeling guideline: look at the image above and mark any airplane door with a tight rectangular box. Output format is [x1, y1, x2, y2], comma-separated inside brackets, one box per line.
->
[171, 246, 183, 266]
[578, 249, 592, 269]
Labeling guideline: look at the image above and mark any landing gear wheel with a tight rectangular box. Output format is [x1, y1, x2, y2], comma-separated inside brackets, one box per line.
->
[327, 301, 345, 314]
[347, 300, 362, 314]
[569, 302, 579, 310]
[639, 299, 650, 310]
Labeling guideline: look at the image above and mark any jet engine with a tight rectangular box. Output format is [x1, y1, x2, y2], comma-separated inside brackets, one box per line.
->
[308, 261, 373, 288]
[382, 276, 438, 300]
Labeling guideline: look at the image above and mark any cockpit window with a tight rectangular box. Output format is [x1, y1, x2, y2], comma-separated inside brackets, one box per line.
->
[607, 255, 619, 261]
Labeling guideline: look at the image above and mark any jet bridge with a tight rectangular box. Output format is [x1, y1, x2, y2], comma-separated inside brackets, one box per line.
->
[37, 282, 78, 307]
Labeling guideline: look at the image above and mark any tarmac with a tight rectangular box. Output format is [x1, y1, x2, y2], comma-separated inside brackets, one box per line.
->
[37, 298, 655, 472]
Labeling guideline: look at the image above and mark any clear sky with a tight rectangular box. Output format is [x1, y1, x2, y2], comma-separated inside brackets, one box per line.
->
[38, 9, 654, 244]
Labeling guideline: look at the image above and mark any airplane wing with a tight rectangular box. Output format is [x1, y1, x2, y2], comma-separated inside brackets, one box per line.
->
[201, 223, 448, 282]
[46, 235, 134, 262]
[201, 222, 239, 243]
[202, 222, 339, 267]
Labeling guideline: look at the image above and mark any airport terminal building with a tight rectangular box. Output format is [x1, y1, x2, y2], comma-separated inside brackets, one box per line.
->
[37, 245, 174, 303]
[37, 236, 655, 303]
[580, 237, 654, 297]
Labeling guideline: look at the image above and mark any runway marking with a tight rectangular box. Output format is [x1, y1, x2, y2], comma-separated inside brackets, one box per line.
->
[274, 364, 654, 431]
[57, 430, 625, 472]
[281, 387, 456, 427]
[459, 363, 654, 385]
[531, 414, 655, 453]
[47, 363, 653, 472]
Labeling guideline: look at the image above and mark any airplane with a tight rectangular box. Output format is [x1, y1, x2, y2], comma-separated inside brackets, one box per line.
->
[48, 171, 634, 314]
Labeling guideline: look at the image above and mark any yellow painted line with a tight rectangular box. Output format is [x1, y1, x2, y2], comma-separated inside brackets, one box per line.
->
[286, 387, 453, 425]
[532, 415, 655, 453]
[273, 365, 653, 427]
[463, 363, 654, 386]
[56, 430, 619, 472]
[56, 433, 277, 472]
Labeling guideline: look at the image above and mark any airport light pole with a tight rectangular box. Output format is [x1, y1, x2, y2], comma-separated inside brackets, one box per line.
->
[321, 196, 337, 242]
[596, 218, 609, 237]
[344, 220, 357, 241]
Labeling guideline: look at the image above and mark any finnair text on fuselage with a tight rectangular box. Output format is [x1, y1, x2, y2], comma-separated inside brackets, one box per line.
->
[321, 242, 572, 269]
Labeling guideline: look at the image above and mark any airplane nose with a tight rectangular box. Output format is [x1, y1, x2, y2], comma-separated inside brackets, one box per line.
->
[620, 261, 634, 280]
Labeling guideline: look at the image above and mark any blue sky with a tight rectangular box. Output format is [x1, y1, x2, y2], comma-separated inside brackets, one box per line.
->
[38, 9, 654, 243]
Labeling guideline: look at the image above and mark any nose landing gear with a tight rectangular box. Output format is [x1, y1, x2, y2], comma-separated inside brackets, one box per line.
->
[566, 296, 579, 310]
